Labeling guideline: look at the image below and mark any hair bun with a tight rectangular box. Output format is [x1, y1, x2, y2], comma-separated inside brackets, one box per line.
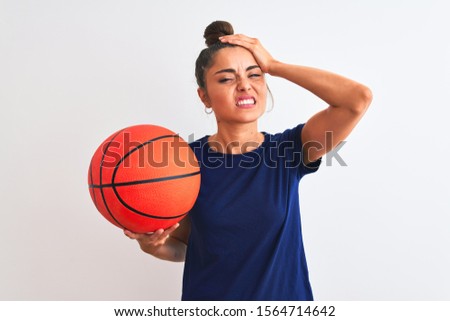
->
[203, 21, 234, 47]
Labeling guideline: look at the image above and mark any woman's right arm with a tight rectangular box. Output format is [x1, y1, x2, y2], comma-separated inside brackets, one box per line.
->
[124, 215, 191, 262]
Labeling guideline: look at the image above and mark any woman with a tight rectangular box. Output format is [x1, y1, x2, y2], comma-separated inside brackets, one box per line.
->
[125, 21, 372, 300]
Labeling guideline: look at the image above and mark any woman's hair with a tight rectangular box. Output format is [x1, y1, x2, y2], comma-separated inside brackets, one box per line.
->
[195, 21, 236, 89]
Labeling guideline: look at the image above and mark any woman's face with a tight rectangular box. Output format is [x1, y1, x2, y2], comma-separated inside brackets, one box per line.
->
[199, 47, 267, 125]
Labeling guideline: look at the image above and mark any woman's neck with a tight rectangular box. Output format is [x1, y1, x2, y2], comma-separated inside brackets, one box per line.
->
[208, 123, 264, 154]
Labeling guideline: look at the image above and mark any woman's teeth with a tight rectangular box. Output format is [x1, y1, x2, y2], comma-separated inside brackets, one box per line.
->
[237, 99, 254, 106]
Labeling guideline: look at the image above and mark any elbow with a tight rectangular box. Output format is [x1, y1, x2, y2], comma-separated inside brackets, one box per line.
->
[361, 85, 373, 108]
[350, 85, 373, 114]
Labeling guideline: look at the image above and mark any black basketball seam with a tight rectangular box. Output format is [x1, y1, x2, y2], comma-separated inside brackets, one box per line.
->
[88, 161, 99, 209]
[110, 134, 198, 220]
[99, 129, 128, 229]
[89, 170, 201, 189]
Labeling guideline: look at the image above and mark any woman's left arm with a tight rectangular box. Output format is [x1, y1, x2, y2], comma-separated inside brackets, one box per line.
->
[220, 35, 373, 164]
[269, 62, 373, 164]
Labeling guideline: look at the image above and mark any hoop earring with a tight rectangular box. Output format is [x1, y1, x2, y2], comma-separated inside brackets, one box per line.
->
[205, 107, 213, 115]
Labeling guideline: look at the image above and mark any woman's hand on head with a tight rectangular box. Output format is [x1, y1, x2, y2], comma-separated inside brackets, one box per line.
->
[219, 34, 277, 74]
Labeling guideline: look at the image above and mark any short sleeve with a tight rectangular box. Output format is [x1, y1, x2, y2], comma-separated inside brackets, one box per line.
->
[278, 124, 322, 178]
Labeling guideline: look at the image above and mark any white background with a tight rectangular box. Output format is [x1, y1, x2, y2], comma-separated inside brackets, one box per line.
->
[1, 0, 449, 300]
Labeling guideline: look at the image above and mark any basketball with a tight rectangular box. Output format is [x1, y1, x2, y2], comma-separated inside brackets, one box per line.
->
[88, 124, 201, 233]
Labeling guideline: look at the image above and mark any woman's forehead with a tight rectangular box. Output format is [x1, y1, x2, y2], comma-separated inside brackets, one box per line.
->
[209, 47, 257, 71]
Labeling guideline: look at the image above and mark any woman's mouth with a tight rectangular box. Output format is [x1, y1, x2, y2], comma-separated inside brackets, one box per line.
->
[236, 97, 256, 108]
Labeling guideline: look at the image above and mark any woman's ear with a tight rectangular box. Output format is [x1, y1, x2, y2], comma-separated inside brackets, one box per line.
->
[197, 88, 211, 107]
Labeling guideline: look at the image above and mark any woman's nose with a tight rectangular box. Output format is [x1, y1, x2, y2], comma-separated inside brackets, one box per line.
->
[237, 78, 251, 91]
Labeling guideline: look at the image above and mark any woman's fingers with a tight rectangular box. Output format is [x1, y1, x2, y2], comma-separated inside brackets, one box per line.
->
[164, 223, 180, 235]
[219, 34, 275, 73]
[220, 34, 257, 48]
[124, 223, 180, 244]
[124, 229, 138, 239]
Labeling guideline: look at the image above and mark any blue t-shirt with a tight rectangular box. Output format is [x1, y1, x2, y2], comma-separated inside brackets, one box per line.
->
[183, 124, 321, 301]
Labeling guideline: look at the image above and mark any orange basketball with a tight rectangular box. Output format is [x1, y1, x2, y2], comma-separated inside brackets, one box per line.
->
[88, 124, 200, 233]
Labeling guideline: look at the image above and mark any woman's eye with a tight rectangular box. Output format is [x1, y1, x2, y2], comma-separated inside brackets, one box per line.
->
[219, 78, 233, 83]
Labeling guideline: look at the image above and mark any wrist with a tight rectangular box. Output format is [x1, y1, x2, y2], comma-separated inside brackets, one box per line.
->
[266, 60, 283, 77]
